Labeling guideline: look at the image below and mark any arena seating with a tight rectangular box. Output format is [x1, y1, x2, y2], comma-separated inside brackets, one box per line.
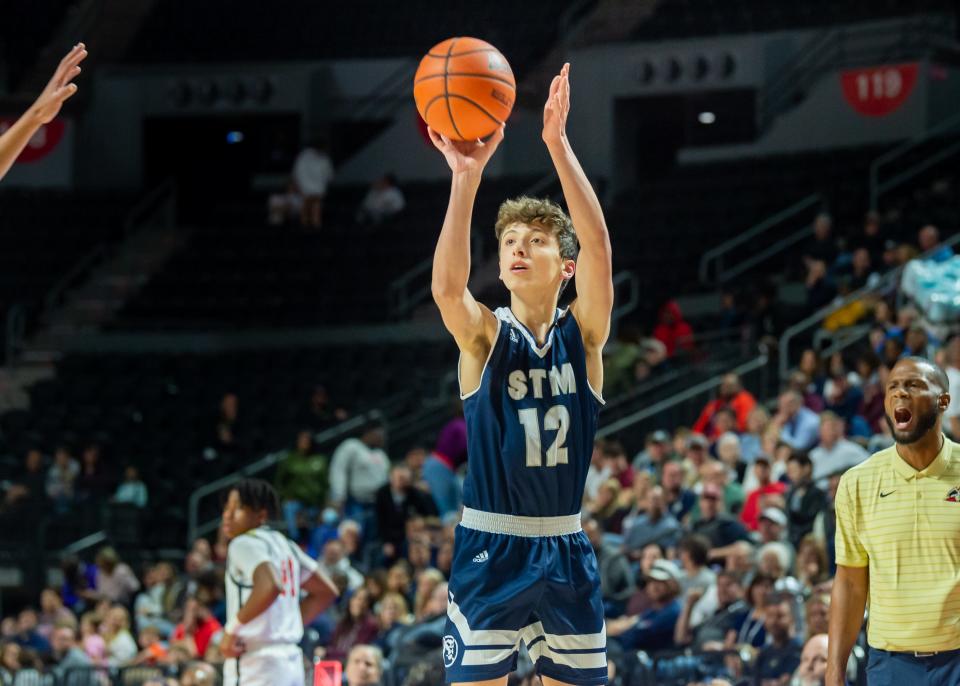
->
[126, 0, 595, 77]
[0, 190, 133, 337]
[633, 0, 955, 40]
[112, 176, 536, 329]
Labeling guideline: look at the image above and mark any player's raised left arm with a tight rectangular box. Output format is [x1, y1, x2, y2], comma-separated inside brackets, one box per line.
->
[543, 63, 613, 349]
[0, 43, 86, 182]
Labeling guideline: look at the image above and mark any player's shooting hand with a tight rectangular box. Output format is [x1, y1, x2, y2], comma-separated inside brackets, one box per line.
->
[30, 43, 87, 125]
[428, 124, 505, 177]
[542, 62, 570, 147]
[219, 632, 245, 659]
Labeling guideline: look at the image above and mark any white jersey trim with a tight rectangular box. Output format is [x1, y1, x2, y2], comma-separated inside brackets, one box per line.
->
[500, 307, 563, 359]
[458, 313, 504, 400]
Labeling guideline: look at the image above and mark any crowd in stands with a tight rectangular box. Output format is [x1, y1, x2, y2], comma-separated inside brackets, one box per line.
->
[4, 320, 956, 684]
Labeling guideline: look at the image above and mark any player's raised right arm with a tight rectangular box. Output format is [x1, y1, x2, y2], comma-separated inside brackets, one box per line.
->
[429, 125, 503, 353]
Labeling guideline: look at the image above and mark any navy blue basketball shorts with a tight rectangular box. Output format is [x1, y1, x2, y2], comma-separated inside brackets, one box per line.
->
[442, 508, 607, 685]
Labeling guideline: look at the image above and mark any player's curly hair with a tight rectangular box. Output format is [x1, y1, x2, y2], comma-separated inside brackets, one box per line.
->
[229, 478, 280, 519]
[494, 196, 578, 261]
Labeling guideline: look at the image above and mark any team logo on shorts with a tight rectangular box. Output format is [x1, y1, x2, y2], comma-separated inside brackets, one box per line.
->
[442, 635, 459, 668]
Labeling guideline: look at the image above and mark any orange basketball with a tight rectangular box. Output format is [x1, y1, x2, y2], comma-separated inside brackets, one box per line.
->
[413, 37, 515, 142]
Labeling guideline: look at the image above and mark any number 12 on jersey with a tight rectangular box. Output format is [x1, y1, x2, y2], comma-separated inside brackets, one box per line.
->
[518, 406, 570, 467]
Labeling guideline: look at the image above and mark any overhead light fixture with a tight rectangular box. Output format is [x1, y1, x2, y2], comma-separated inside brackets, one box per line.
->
[698, 111, 716, 125]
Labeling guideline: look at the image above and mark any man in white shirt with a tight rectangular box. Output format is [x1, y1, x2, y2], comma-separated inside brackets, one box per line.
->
[809, 411, 868, 484]
[269, 143, 334, 229]
[328, 420, 390, 531]
[357, 174, 406, 226]
[220, 479, 337, 686]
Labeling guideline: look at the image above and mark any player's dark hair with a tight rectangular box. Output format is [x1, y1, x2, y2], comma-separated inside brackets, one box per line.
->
[898, 355, 950, 393]
[229, 478, 279, 519]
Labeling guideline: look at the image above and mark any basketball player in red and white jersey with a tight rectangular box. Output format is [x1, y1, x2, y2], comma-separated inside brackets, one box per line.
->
[220, 479, 337, 686]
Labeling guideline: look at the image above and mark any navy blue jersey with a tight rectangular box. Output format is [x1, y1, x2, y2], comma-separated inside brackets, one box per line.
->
[460, 307, 603, 517]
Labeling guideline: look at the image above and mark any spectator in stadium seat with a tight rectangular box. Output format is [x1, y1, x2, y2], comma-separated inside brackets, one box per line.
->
[100, 605, 137, 667]
[804, 259, 836, 314]
[608, 559, 682, 653]
[740, 456, 786, 532]
[855, 210, 884, 266]
[5, 449, 46, 512]
[731, 573, 773, 650]
[13, 609, 50, 655]
[344, 644, 384, 686]
[785, 452, 826, 549]
[690, 483, 750, 549]
[693, 373, 757, 439]
[809, 412, 868, 484]
[275, 429, 329, 541]
[753, 593, 803, 686]
[675, 570, 749, 651]
[812, 468, 844, 572]
[92, 547, 140, 606]
[329, 419, 390, 532]
[847, 247, 880, 291]
[76, 443, 112, 503]
[38, 589, 76, 640]
[79, 613, 106, 666]
[796, 536, 830, 593]
[773, 390, 821, 452]
[133, 566, 174, 637]
[0, 642, 25, 680]
[112, 466, 148, 508]
[375, 464, 438, 564]
[48, 624, 91, 676]
[676, 535, 715, 600]
[681, 434, 711, 489]
[171, 591, 223, 659]
[422, 412, 467, 519]
[583, 518, 635, 617]
[716, 431, 746, 484]
[622, 480, 677, 549]
[696, 460, 745, 518]
[755, 508, 788, 546]
[269, 141, 335, 229]
[917, 224, 953, 262]
[603, 440, 635, 490]
[661, 460, 696, 523]
[356, 173, 406, 226]
[823, 373, 867, 436]
[302, 384, 349, 433]
[792, 633, 829, 686]
[631, 430, 671, 479]
[46, 445, 80, 511]
[653, 300, 695, 358]
[802, 213, 838, 269]
[739, 407, 770, 465]
[319, 539, 365, 592]
[325, 588, 379, 662]
[585, 478, 626, 535]
[625, 543, 665, 616]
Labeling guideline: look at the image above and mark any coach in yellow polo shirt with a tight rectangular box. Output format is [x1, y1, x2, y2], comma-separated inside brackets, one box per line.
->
[827, 356, 960, 685]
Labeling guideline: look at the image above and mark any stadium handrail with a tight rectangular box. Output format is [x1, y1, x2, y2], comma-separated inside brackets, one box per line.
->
[698, 193, 824, 286]
[869, 110, 960, 209]
[778, 232, 960, 380]
[187, 409, 384, 545]
[597, 347, 769, 439]
[4, 304, 26, 369]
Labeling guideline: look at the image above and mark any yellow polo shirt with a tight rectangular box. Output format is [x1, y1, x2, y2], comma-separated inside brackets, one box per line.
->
[835, 436, 960, 651]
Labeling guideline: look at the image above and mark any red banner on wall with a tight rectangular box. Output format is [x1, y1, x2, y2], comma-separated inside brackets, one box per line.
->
[840, 63, 919, 117]
[0, 117, 66, 162]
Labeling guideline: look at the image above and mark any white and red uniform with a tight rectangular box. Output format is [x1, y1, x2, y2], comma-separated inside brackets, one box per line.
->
[223, 525, 318, 686]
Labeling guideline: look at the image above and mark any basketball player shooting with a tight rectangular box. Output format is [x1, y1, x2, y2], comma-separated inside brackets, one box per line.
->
[429, 63, 613, 686]
[219, 479, 338, 686]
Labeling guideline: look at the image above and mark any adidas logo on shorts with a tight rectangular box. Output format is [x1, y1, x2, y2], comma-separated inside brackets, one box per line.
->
[472, 550, 489, 563]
